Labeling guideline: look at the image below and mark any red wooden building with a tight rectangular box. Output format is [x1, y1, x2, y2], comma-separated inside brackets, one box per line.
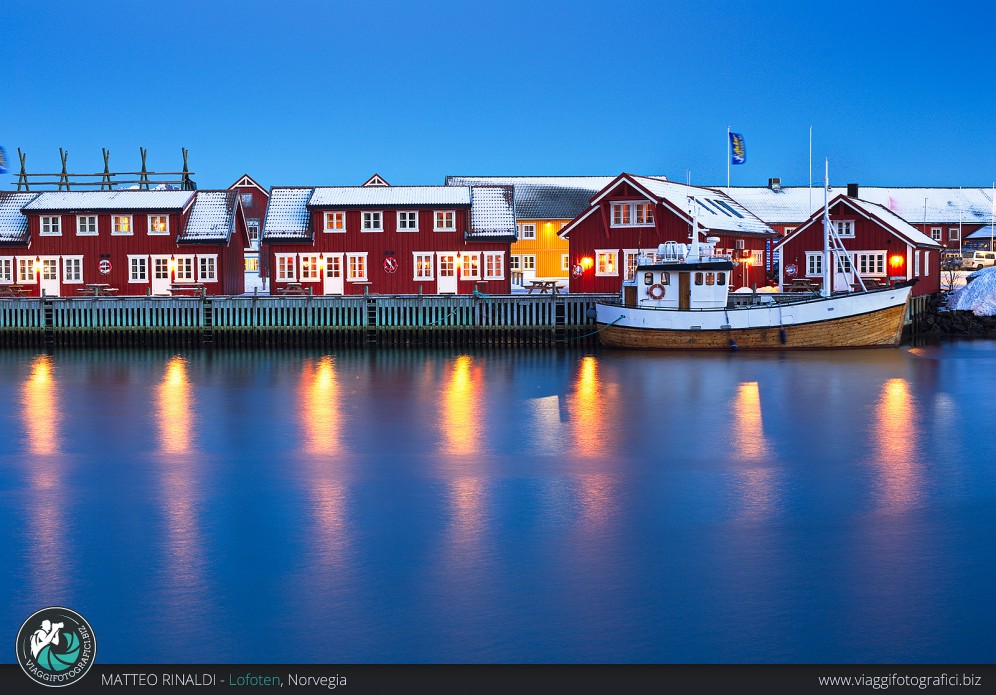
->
[261, 182, 516, 295]
[0, 189, 249, 296]
[229, 174, 269, 286]
[558, 174, 778, 293]
[775, 193, 942, 296]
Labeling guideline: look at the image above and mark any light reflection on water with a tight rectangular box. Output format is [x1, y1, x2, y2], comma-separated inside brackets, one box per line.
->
[1, 345, 995, 664]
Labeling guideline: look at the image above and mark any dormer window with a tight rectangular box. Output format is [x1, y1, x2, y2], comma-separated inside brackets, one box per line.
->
[610, 202, 654, 227]
[833, 220, 855, 237]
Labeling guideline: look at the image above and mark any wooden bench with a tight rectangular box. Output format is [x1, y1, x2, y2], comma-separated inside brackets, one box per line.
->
[786, 279, 820, 293]
[169, 284, 205, 297]
[278, 283, 312, 296]
[77, 284, 119, 296]
[0, 285, 31, 296]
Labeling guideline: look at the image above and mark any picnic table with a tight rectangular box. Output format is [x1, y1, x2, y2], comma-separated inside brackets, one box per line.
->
[0, 284, 31, 296]
[169, 283, 205, 297]
[76, 283, 119, 296]
[525, 280, 565, 294]
[785, 278, 821, 293]
[278, 282, 312, 296]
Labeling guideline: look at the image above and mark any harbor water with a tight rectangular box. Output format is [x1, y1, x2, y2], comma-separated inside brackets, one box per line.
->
[1, 343, 994, 663]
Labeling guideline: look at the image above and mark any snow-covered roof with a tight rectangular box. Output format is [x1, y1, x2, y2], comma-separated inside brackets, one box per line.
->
[724, 186, 996, 225]
[309, 186, 471, 208]
[966, 224, 996, 239]
[628, 176, 777, 236]
[178, 191, 237, 243]
[21, 190, 195, 212]
[468, 186, 516, 241]
[262, 187, 313, 240]
[0, 192, 37, 244]
[446, 176, 627, 219]
[844, 197, 942, 248]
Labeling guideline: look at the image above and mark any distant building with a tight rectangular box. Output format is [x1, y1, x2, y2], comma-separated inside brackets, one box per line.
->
[558, 174, 778, 293]
[229, 174, 269, 289]
[724, 182, 994, 250]
[775, 192, 942, 296]
[0, 189, 249, 296]
[261, 180, 516, 295]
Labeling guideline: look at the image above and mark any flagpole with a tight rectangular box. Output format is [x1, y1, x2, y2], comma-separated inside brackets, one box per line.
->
[990, 182, 994, 252]
[822, 159, 830, 297]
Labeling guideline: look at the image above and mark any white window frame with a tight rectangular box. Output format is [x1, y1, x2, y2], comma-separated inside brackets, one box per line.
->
[127, 255, 148, 283]
[247, 218, 261, 246]
[914, 250, 920, 276]
[413, 252, 435, 280]
[835, 254, 853, 274]
[610, 201, 654, 227]
[76, 215, 98, 236]
[853, 251, 886, 276]
[948, 228, 960, 241]
[347, 252, 368, 281]
[833, 220, 855, 237]
[930, 227, 942, 241]
[197, 255, 218, 283]
[517, 223, 536, 240]
[174, 255, 196, 282]
[434, 210, 456, 232]
[622, 249, 640, 281]
[275, 254, 297, 282]
[17, 257, 37, 283]
[924, 250, 929, 276]
[0, 257, 12, 283]
[805, 252, 823, 277]
[241, 192, 253, 208]
[324, 212, 346, 233]
[112, 215, 133, 235]
[397, 211, 419, 232]
[521, 254, 536, 271]
[510, 255, 521, 271]
[299, 254, 320, 282]
[361, 211, 383, 232]
[460, 252, 481, 280]
[483, 251, 505, 280]
[783, 226, 796, 235]
[595, 249, 619, 276]
[62, 255, 83, 284]
[40, 215, 62, 236]
[148, 215, 169, 235]
[561, 254, 569, 272]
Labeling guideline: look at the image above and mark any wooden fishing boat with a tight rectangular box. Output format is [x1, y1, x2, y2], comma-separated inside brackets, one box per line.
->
[594, 187, 914, 350]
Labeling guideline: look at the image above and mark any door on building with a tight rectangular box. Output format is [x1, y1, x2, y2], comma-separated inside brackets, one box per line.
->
[39, 257, 60, 297]
[323, 254, 344, 295]
[437, 254, 457, 293]
[151, 256, 171, 295]
[679, 272, 690, 310]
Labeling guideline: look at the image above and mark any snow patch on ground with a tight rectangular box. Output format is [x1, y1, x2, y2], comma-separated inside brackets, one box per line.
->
[947, 266, 996, 316]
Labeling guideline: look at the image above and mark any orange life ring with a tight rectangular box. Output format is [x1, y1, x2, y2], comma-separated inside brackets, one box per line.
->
[647, 283, 666, 300]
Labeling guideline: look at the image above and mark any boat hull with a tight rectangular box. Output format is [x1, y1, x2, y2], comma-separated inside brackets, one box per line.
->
[596, 287, 912, 350]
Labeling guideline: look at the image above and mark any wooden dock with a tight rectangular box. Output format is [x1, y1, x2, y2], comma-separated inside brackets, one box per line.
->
[0, 294, 617, 349]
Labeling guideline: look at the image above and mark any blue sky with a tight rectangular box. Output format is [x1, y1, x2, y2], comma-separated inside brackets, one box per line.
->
[1, 0, 993, 190]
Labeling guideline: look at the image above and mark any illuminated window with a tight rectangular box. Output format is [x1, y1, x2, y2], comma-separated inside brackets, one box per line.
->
[347, 253, 368, 280]
[18, 258, 35, 283]
[561, 254, 569, 271]
[413, 253, 434, 280]
[245, 257, 259, 272]
[324, 212, 346, 233]
[484, 252, 504, 279]
[112, 215, 133, 235]
[299, 254, 320, 281]
[595, 250, 618, 276]
[705, 272, 715, 285]
[397, 211, 419, 231]
[610, 202, 654, 227]
[40, 216, 61, 235]
[77, 215, 97, 235]
[175, 256, 195, 282]
[461, 253, 480, 280]
[694, 272, 704, 285]
[434, 210, 456, 231]
[362, 211, 382, 232]
[148, 215, 169, 235]
[623, 250, 640, 280]
[276, 254, 296, 281]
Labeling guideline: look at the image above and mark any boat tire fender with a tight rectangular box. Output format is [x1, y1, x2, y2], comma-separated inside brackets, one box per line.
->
[647, 283, 666, 300]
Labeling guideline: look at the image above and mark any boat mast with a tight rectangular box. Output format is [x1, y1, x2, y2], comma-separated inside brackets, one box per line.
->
[822, 160, 830, 297]
[688, 196, 701, 261]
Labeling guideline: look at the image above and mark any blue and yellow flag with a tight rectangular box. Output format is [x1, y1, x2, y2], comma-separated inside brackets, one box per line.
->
[729, 132, 746, 165]
[0, 146, 8, 174]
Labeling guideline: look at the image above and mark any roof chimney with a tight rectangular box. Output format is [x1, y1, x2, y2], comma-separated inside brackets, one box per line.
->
[847, 183, 859, 198]
[768, 177, 781, 191]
